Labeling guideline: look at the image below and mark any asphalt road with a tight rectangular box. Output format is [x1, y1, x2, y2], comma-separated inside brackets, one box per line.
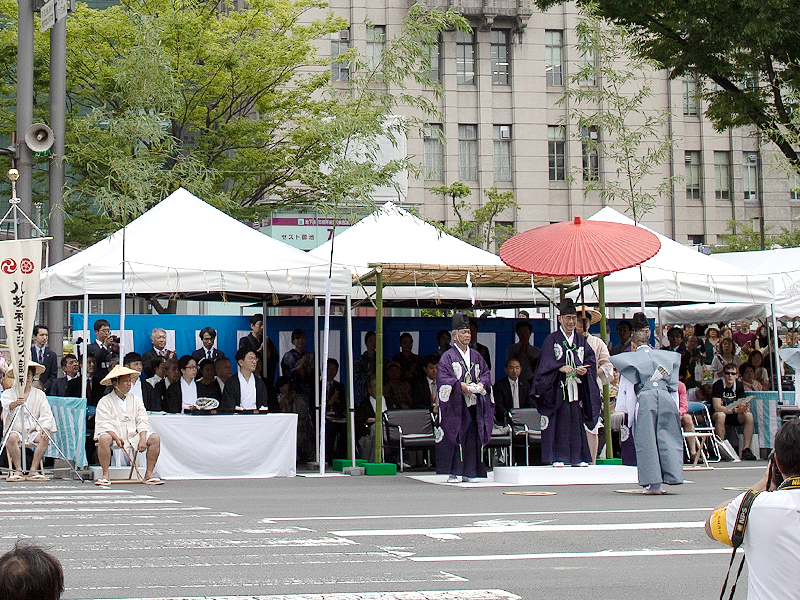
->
[0, 461, 766, 600]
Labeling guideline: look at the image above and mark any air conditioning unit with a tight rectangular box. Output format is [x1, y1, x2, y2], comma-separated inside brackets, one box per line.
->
[339, 29, 350, 41]
[685, 153, 694, 163]
[500, 126, 511, 140]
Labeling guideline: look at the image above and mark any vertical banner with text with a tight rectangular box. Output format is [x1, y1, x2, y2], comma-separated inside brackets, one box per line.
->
[0, 239, 43, 395]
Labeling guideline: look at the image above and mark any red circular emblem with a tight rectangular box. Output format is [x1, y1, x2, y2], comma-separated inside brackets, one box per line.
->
[1, 259, 16, 274]
[20, 258, 34, 274]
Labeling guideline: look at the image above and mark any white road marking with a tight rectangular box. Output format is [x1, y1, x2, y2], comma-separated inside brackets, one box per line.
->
[80, 591, 521, 599]
[261, 507, 712, 524]
[331, 521, 704, 537]
[409, 548, 732, 562]
[0, 498, 179, 506]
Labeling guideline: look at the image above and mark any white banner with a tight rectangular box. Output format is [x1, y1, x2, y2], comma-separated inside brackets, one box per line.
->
[0, 239, 44, 395]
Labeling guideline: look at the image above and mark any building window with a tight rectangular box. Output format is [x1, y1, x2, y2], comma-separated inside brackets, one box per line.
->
[425, 38, 441, 82]
[423, 124, 443, 181]
[331, 30, 350, 82]
[582, 126, 599, 181]
[688, 234, 705, 246]
[491, 30, 510, 85]
[545, 30, 563, 86]
[791, 174, 799, 201]
[459, 124, 478, 180]
[456, 30, 475, 85]
[548, 125, 565, 181]
[743, 152, 758, 201]
[683, 80, 698, 116]
[685, 151, 701, 199]
[366, 26, 385, 72]
[493, 125, 512, 181]
[714, 151, 730, 199]
[578, 47, 596, 86]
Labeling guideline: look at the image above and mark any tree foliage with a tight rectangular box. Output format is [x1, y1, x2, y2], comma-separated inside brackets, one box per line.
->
[559, 6, 673, 223]
[715, 219, 800, 252]
[537, 0, 800, 173]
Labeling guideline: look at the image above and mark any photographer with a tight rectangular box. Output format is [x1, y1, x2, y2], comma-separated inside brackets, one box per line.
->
[705, 417, 800, 598]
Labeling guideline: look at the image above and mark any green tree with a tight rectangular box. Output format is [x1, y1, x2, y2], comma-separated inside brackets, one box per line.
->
[474, 187, 518, 251]
[559, 6, 673, 223]
[537, 0, 800, 173]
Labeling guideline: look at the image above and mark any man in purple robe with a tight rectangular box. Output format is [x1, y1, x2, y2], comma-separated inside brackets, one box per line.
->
[532, 298, 601, 467]
[436, 312, 494, 483]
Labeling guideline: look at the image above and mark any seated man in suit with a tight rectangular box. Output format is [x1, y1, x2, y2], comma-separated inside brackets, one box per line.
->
[31, 324, 58, 394]
[94, 364, 163, 486]
[411, 354, 440, 412]
[153, 358, 179, 409]
[493, 358, 532, 424]
[142, 328, 176, 379]
[192, 327, 226, 363]
[51, 354, 80, 397]
[221, 348, 269, 411]
[123, 352, 160, 411]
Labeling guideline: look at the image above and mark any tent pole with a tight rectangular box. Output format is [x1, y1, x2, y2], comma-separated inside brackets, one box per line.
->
[119, 225, 126, 358]
[599, 275, 613, 460]
[319, 287, 333, 475]
[314, 297, 320, 466]
[771, 304, 783, 403]
[81, 264, 88, 398]
[374, 266, 384, 464]
[346, 294, 356, 467]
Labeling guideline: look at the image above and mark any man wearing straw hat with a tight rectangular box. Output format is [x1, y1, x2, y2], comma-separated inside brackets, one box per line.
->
[0, 361, 56, 481]
[94, 364, 163, 486]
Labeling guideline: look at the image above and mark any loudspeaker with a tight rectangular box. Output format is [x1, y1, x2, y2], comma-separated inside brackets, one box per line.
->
[24, 123, 54, 153]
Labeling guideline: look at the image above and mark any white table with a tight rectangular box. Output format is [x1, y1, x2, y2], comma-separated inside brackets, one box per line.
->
[148, 413, 297, 479]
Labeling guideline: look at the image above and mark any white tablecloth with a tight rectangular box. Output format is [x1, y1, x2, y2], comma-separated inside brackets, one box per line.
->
[148, 413, 297, 479]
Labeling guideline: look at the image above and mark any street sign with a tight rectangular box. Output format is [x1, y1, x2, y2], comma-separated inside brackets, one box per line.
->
[40, 0, 54, 32]
[55, 0, 67, 21]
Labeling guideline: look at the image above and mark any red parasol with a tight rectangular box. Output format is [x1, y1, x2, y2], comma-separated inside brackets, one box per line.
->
[499, 216, 660, 277]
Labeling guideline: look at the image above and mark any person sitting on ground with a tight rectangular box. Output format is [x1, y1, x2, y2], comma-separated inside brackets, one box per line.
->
[145, 355, 166, 388]
[506, 320, 540, 384]
[493, 358, 532, 424]
[123, 352, 160, 411]
[94, 364, 163, 486]
[434, 329, 452, 357]
[711, 337, 743, 381]
[196, 358, 222, 401]
[0, 542, 64, 600]
[0, 362, 56, 482]
[411, 354, 440, 412]
[165, 355, 199, 413]
[51, 353, 80, 397]
[384, 361, 413, 409]
[740, 363, 763, 392]
[391, 332, 424, 385]
[703, 324, 721, 365]
[215, 357, 233, 392]
[191, 327, 226, 363]
[142, 328, 176, 378]
[711, 363, 757, 460]
[221, 348, 269, 411]
[747, 350, 771, 391]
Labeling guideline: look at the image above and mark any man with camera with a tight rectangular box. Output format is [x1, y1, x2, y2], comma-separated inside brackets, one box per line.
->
[706, 417, 800, 598]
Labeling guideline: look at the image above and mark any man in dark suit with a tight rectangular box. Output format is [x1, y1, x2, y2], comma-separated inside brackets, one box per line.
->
[142, 328, 176, 378]
[493, 358, 532, 424]
[51, 354, 80, 397]
[239, 313, 278, 384]
[411, 354, 440, 411]
[31, 324, 59, 394]
[86, 319, 112, 385]
[221, 347, 269, 411]
[191, 327, 226, 363]
[153, 358, 180, 409]
[469, 318, 492, 370]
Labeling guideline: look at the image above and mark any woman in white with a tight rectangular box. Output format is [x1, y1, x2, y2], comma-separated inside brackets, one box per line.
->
[94, 365, 163, 486]
[165, 355, 199, 413]
[0, 362, 56, 481]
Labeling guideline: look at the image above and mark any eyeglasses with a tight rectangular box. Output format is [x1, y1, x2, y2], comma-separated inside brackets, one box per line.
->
[724, 372, 738, 376]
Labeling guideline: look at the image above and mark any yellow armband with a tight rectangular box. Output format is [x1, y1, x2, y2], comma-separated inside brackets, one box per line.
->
[709, 508, 732, 547]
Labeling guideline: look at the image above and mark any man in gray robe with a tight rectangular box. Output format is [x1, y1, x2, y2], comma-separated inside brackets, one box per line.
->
[611, 330, 684, 494]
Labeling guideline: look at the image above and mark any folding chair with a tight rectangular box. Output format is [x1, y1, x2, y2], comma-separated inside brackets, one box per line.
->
[383, 409, 436, 472]
[687, 401, 720, 462]
[510, 408, 543, 466]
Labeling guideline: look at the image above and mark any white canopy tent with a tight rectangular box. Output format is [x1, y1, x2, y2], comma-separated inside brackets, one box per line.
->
[580, 207, 775, 305]
[309, 201, 559, 307]
[40, 187, 352, 300]
[660, 248, 800, 323]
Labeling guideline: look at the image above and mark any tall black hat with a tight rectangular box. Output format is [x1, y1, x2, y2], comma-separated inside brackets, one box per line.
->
[452, 312, 470, 331]
[559, 298, 577, 316]
[632, 312, 649, 331]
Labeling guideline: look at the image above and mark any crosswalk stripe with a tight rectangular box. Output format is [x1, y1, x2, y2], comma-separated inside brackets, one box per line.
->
[83, 591, 522, 600]
[410, 548, 733, 562]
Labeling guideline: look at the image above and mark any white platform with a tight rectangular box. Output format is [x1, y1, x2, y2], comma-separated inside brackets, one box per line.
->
[493, 465, 638, 486]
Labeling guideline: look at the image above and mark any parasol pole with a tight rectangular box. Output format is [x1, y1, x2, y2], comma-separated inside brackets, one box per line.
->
[599, 275, 613, 459]
[374, 266, 384, 464]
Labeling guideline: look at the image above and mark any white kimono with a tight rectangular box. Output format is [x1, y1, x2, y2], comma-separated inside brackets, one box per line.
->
[94, 391, 149, 449]
[1, 387, 57, 442]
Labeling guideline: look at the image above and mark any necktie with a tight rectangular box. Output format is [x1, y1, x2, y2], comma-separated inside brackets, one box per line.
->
[86, 380, 92, 400]
[38, 348, 43, 363]
[430, 380, 436, 404]
[511, 380, 518, 408]
[207, 349, 212, 359]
